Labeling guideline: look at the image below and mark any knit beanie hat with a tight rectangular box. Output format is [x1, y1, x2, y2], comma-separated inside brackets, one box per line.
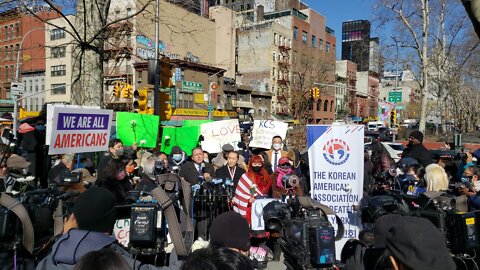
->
[409, 130, 424, 142]
[210, 211, 250, 251]
[171, 146, 182, 154]
[73, 187, 116, 233]
[385, 216, 456, 270]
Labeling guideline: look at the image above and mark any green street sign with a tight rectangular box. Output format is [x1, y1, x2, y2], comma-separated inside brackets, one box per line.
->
[395, 105, 405, 110]
[170, 88, 176, 108]
[182, 81, 203, 93]
[388, 91, 402, 102]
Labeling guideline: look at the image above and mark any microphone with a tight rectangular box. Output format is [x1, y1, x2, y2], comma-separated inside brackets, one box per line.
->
[213, 179, 223, 185]
[192, 184, 201, 196]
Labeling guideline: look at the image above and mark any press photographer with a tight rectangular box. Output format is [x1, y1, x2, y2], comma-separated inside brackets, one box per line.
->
[36, 187, 181, 270]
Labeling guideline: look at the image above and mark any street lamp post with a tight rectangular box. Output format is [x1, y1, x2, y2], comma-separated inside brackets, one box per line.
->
[12, 27, 45, 139]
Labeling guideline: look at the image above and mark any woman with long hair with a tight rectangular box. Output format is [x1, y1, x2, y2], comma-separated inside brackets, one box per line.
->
[424, 163, 449, 192]
[232, 155, 271, 224]
[371, 141, 394, 178]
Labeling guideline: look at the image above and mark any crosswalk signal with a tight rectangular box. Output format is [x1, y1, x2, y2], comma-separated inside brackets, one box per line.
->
[113, 81, 121, 97]
[133, 87, 149, 114]
[160, 58, 173, 88]
[390, 109, 397, 126]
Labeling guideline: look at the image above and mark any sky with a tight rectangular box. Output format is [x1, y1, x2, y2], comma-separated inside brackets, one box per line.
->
[302, 0, 376, 60]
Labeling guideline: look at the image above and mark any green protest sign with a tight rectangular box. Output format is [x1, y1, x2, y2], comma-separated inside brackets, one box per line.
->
[182, 119, 213, 127]
[116, 112, 159, 148]
[161, 126, 200, 155]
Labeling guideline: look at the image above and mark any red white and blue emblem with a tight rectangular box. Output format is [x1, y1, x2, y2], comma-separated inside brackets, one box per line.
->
[322, 138, 350, 165]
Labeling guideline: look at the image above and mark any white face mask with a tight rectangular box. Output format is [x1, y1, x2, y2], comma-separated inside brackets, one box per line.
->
[474, 181, 480, 192]
[273, 143, 282, 150]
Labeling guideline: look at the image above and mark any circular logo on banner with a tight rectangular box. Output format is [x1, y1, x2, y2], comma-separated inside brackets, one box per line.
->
[322, 139, 351, 165]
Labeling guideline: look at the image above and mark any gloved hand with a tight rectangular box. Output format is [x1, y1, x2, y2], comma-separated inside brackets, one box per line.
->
[344, 244, 366, 270]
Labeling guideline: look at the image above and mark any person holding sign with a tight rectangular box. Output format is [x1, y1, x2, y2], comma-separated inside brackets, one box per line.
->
[232, 155, 272, 224]
[263, 136, 288, 174]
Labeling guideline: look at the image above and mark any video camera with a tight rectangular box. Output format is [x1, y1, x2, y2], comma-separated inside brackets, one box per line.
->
[356, 192, 480, 269]
[263, 197, 339, 270]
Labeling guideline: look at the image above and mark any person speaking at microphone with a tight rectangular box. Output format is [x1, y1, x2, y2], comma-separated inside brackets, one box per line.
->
[179, 147, 215, 240]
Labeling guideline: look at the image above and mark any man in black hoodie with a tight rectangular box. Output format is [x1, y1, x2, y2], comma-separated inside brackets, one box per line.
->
[36, 187, 180, 270]
[401, 130, 434, 167]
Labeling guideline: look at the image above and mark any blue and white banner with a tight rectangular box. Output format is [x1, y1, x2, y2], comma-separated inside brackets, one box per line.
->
[307, 125, 364, 258]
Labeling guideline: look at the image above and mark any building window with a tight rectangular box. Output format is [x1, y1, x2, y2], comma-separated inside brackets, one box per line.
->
[5, 66, 8, 79]
[9, 65, 14, 80]
[302, 31, 307, 44]
[272, 51, 276, 62]
[4, 26, 7, 40]
[293, 27, 298, 40]
[50, 28, 66, 40]
[51, 83, 66, 95]
[272, 67, 276, 79]
[326, 42, 331, 53]
[15, 23, 20, 37]
[311, 35, 316, 47]
[330, 101, 334, 112]
[51, 46, 66, 58]
[51, 65, 66, 76]
[127, 8, 132, 16]
[273, 33, 277, 45]
[319, 39, 323, 50]
[324, 100, 328, 111]
[178, 92, 193, 109]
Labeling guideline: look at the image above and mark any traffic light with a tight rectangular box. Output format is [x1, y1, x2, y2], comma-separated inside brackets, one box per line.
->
[133, 87, 149, 114]
[113, 81, 121, 97]
[160, 58, 173, 88]
[19, 107, 26, 119]
[313, 87, 320, 99]
[390, 109, 397, 126]
[122, 83, 133, 99]
[159, 92, 173, 120]
[309, 88, 314, 99]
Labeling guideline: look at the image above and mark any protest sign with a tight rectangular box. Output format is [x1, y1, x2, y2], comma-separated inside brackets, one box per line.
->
[113, 219, 130, 248]
[251, 199, 277, 231]
[249, 120, 288, 149]
[48, 107, 113, 155]
[160, 126, 200, 156]
[200, 119, 241, 153]
[46, 104, 100, 145]
[116, 112, 159, 148]
[307, 125, 364, 259]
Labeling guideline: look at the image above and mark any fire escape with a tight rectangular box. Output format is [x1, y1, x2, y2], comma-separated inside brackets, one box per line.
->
[103, 20, 134, 111]
[348, 76, 358, 117]
[276, 44, 291, 115]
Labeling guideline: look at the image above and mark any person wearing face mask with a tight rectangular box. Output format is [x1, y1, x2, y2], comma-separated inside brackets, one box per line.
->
[97, 139, 136, 181]
[401, 131, 433, 168]
[96, 158, 133, 204]
[214, 151, 246, 191]
[271, 157, 303, 199]
[169, 146, 187, 173]
[136, 152, 160, 192]
[2, 154, 32, 192]
[233, 155, 272, 225]
[263, 136, 288, 174]
[458, 166, 480, 211]
[401, 163, 426, 195]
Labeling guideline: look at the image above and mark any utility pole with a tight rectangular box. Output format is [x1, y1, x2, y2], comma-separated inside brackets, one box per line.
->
[153, 0, 161, 115]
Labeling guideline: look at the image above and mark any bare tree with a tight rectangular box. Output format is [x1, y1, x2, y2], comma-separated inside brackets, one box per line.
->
[16, 0, 155, 106]
[290, 51, 334, 124]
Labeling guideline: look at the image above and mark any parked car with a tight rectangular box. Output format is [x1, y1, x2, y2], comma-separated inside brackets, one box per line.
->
[365, 142, 405, 162]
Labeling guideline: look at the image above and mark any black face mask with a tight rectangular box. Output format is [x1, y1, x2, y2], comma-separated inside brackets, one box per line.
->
[252, 166, 262, 173]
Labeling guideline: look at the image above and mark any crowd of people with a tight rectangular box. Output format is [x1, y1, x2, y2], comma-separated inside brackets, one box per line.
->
[1, 119, 478, 269]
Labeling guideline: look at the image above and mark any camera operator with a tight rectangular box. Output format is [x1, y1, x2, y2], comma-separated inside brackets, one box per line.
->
[457, 166, 480, 210]
[271, 157, 303, 199]
[2, 154, 32, 192]
[48, 153, 74, 185]
[136, 152, 165, 192]
[36, 187, 181, 270]
[345, 215, 456, 270]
